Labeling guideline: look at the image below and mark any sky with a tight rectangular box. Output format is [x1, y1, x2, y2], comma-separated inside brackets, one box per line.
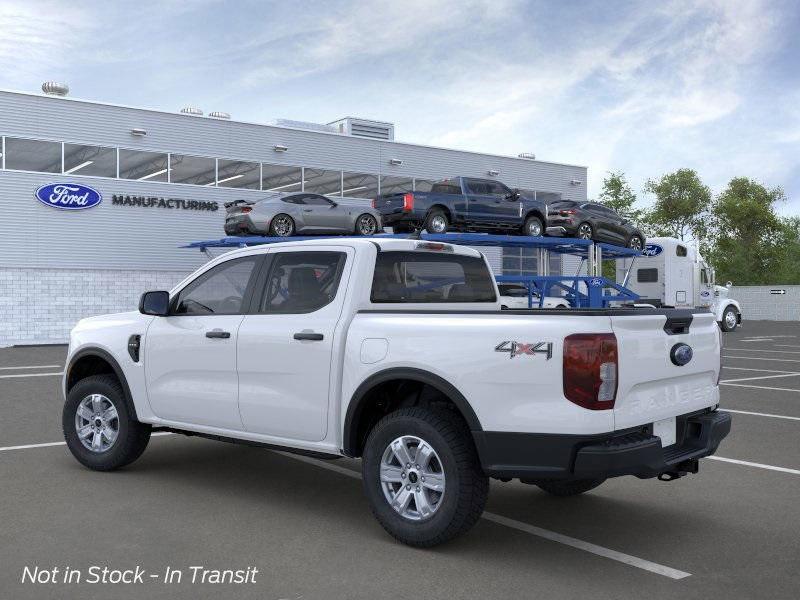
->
[1, 0, 799, 212]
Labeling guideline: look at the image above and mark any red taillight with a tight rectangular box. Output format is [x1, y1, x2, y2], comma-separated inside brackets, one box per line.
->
[371, 198, 377, 209]
[241, 207, 252, 213]
[402, 193, 414, 212]
[560, 209, 577, 215]
[563, 333, 618, 410]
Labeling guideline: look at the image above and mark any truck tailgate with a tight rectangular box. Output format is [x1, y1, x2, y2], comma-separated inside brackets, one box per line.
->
[611, 310, 720, 430]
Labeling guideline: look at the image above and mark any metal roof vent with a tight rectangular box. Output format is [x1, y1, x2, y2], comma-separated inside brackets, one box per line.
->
[328, 117, 395, 141]
[518, 152, 536, 160]
[208, 111, 231, 119]
[180, 106, 203, 116]
[269, 119, 337, 134]
[42, 82, 69, 96]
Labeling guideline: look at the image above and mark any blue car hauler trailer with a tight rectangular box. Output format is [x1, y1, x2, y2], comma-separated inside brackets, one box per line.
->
[183, 233, 642, 309]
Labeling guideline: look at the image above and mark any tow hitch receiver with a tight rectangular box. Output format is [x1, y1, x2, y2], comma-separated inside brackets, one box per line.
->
[657, 458, 699, 481]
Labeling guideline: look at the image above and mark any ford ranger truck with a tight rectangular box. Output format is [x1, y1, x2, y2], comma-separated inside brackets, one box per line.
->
[62, 238, 730, 547]
[372, 177, 552, 237]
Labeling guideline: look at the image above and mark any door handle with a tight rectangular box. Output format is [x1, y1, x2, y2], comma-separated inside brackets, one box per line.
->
[205, 330, 231, 339]
[293, 332, 324, 341]
[303, 209, 313, 213]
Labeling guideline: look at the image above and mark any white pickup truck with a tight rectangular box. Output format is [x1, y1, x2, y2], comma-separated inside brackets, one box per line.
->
[62, 238, 730, 547]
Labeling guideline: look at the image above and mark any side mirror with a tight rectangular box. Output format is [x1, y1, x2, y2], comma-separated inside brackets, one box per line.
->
[726, 281, 732, 288]
[139, 291, 170, 316]
[329, 201, 338, 208]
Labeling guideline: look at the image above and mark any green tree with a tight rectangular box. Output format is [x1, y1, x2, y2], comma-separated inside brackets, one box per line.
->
[642, 169, 711, 241]
[598, 171, 641, 220]
[707, 177, 786, 285]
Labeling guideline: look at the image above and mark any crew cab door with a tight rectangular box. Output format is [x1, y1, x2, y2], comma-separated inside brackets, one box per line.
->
[144, 256, 262, 429]
[236, 247, 352, 441]
[463, 179, 495, 225]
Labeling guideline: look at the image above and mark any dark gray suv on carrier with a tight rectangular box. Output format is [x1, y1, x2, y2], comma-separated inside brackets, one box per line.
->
[546, 200, 645, 249]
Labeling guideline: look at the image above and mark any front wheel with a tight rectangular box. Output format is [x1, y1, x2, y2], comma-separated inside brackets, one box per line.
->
[362, 407, 489, 547]
[355, 213, 379, 236]
[522, 215, 543, 237]
[536, 478, 605, 497]
[720, 306, 738, 332]
[63, 375, 151, 471]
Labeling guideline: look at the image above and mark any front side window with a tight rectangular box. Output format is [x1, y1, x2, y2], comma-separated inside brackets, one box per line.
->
[372, 251, 496, 303]
[260, 252, 346, 314]
[676, 245, 688, 257]
[173, 257, 258, 315]
[303, 194, 335, 206]
[466, 179, 491, 195]
[486, 181, 511, 197]
[5, 137, 61, 173]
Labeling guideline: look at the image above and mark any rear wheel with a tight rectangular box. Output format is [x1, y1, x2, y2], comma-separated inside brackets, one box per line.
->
[627, 235, 644, 251]
[536, 478, 605, 497]
[425, 209, 449, 234]
[63, 375, 151, 471]
[362, 407, 488, 547]
[355, 213, 379, 236]
[522, 215, 544, 237]
[577, 222, 593, 240]
[721, 306, 738, 332]
[269, 214, 295, 237]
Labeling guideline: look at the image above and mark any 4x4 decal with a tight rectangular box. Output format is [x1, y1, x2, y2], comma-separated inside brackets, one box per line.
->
[495, 341, 553, 360]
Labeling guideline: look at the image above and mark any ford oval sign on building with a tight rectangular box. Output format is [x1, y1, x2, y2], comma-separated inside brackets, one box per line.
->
[35, 183, 102, 210]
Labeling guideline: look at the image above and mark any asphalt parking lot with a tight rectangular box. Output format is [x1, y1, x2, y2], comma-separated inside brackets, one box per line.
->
[1, 322, 799, 600]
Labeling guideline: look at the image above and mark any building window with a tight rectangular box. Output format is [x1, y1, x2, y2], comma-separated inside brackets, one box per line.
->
[4, 137, 61, 173]
[304, 168, 342, 196]
[63, 144, 117, 177]
[262, 164, 302, 192]
[170, 154, 216, 186]
[119, 149, 169, 182]
[379, 175, 413, 195]
[341, 172, 379, 198]
[217, 159, 260, 189]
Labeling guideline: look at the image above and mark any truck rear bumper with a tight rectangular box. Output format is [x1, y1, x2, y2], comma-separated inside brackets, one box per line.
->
[473, 409, 731, 481]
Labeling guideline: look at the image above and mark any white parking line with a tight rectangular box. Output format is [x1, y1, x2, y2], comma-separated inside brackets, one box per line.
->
[708, 456, 800, 476]
[725, 348, 800, 355]
[0, 432, 173, 453]
[280, 451, 691, 579]
[721, 373, 800, 383]
[0, 371, 64, 380]
[720, 382, 800, 393]
[724, 356, 800, 364]
[0, 364, 63, 371]
[720, 408, 800, 422]
[774, 344, 800, 349]
[722, 366, 799, 374]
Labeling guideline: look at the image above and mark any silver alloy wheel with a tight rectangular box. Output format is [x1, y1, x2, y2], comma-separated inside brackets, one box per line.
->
[75, 394, 119, 453]
[272, 215, 293, 236]
[578, 223, 593, 239]
[526, 219, 543, 236]
[629, 236, 643, 250]
[725, 309, 737, 329]
[380, 435, 446, 521]
[358, 214, 377, 235]
[428, 214, 447, 233]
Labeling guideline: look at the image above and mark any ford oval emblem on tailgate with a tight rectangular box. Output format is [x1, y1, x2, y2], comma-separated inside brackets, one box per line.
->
[670, 343, 693, 366]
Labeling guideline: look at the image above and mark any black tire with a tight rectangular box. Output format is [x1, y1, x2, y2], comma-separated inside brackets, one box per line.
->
[627, 234, 644, 251]
[522, 215, 544, 237]
[362, 407, 489, 547]
[269, 214, 295, 237]
[424, 209, 449, 234]
[355, 213, 379, 236]
[576, 222, 593, 240]
[536, 478, 605, 497]
[720, 306, 738, 332]
[63, 374, 151, 471]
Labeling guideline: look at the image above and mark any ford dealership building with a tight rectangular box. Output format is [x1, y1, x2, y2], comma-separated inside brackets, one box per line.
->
[0, 86, 587, 345]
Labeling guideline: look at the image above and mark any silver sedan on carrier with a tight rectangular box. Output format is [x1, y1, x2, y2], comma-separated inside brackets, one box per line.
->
[224, 192, 384, 237]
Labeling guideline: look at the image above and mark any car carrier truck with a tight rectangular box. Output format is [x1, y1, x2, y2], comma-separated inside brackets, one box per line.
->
[616, 236, 743, 331]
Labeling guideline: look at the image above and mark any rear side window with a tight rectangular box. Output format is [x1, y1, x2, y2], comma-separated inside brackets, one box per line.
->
[637, 268, 659, 283]
[430, 180, 462, 194]
[372, 251, 496, 303]
[259, 251, 346, 314]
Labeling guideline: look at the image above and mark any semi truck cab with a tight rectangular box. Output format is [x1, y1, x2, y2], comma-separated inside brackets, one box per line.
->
[617, 236, 743, 331]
